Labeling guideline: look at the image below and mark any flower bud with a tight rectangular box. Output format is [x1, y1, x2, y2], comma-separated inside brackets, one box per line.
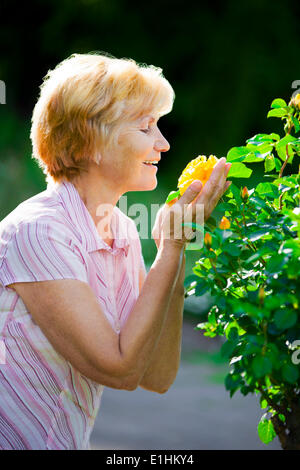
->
[204, 232, 212, 249]
[219, 216, 231, 230]
[240, 186, 249, 202]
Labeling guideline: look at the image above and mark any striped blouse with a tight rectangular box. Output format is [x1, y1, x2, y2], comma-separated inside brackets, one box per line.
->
[0, 180, 146, 450]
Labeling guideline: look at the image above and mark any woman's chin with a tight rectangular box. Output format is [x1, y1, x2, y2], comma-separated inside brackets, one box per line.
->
[143, 180, 157, 191]
[131, 179, 158, 192]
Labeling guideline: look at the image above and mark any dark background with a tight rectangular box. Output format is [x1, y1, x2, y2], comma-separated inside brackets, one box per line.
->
[0, 0, 300, 265]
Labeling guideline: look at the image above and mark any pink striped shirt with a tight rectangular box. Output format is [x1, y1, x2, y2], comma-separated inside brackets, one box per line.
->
[0, 180, 146, 450]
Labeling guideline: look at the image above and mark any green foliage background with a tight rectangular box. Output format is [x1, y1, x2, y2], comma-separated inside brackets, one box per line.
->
[0, 0, 300, 271]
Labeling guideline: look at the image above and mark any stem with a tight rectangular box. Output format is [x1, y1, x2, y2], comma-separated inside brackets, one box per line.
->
[278, 144, 291, 211]
[271, 414, 288, 449]
[242, 203, 247, 227]
[257, 383, 285, 415]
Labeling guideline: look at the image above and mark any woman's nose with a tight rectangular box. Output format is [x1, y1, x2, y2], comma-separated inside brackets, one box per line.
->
[155, 131, 170, 153]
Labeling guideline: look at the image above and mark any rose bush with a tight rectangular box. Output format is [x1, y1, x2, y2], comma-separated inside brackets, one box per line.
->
[179, 94, 300, 449]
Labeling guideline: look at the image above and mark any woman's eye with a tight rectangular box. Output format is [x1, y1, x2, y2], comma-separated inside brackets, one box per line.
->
[141, 127, 151, 133]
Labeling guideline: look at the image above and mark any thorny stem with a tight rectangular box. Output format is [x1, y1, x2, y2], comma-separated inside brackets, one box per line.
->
[257, 383, 285, 416]
[279, 144, 290, 179]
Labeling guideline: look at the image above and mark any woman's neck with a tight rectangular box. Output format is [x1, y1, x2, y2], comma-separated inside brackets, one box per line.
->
[71, 168, 121, 244]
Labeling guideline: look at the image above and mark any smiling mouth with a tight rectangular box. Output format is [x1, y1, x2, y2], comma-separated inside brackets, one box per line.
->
[142, 162, 158, 170]
[142, 158, 160, 166]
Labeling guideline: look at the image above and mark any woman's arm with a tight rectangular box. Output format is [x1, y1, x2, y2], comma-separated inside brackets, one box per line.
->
[10, 240, 184, 392]
[138, 249, 186, 393]
[117, 241, 185, 391]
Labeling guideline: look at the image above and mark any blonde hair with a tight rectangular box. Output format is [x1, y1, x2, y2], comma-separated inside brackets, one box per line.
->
[30, 52, 175, 184]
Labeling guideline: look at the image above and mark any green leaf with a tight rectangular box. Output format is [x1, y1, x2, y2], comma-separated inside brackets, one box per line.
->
[224, 373, 242, 396]
[217, 202, 235, 212]
[222, 243, 241, 257]
[195, 279, 210, 296]
[274, 310, 297, 330]
[227, 182, 242, 204]
[183, 274, 200, 289]
[228, 162, 252, 178]
[264, 154, 275, 172]
[274, 157, 282, 171]
[260, 399, 268, 409]
[246, 133, 280, 144]
[257, 414, 276, 444]
[265, 254, 287, 274]
[271, 98, 287, 109]
[165, 189, 180, 204]
[291, 115, 300, 133]
[252, 356, 272, 378]
[255, 182, 279, 198]
[221, 340, 237, 359]
[282, 363, 299, 384]
[250, 195, 273, 214]
[227, 146, 250, 162]
[243, 154, 268, 163]
[247, 228, 271, 242]
[225, 324, 239, 341]
[267, 108, 288, 118]
[275, 135, 297, 162]
[269, 133, 280, 141]
[247, 142, 273, 155]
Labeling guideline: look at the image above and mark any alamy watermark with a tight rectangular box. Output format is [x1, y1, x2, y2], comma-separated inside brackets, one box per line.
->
[0, 80, 6, 104]
[95, 195, 204, 248]
[291, 80, 300, 99]
[291, 340, 300, 365]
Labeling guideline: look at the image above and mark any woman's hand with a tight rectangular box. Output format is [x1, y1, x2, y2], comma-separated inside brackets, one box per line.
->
[152, 158, 231, 249]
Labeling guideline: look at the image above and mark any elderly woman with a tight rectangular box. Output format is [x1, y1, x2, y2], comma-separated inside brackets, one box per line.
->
[0, 53, 231, 450]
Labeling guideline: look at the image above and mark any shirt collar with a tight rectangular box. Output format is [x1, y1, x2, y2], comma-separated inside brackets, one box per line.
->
[47, 180, 130, 257]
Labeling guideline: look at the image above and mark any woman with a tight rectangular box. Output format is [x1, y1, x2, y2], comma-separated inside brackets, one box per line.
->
[0, 53, 231, 450]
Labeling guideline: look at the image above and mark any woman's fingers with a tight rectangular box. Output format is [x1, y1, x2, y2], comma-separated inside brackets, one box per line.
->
[202, 158, 227, 200]
[158, 158, 232, 244]
[192, 158, 231, 221]
[223, 180, 232, 194]
[177, 180, 203, 208]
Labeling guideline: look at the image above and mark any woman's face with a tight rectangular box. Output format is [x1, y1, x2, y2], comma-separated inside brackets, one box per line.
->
[100, 113, 170, 194]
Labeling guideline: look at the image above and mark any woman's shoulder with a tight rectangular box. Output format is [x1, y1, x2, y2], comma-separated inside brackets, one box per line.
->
[0, 189, 78, 246]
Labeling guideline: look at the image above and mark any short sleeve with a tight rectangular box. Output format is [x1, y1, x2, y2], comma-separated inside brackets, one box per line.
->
[0, 221, 89, 287]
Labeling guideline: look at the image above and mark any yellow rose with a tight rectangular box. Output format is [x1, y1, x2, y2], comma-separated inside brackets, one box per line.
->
[177, 154, 219, 196]
[289, 93, 300, 110]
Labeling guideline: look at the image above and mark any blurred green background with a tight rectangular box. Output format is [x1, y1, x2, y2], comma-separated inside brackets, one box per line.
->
[1, 0, 300, 305]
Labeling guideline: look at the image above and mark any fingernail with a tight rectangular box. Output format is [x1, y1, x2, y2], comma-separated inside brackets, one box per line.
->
[190, 180, 202, 191]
